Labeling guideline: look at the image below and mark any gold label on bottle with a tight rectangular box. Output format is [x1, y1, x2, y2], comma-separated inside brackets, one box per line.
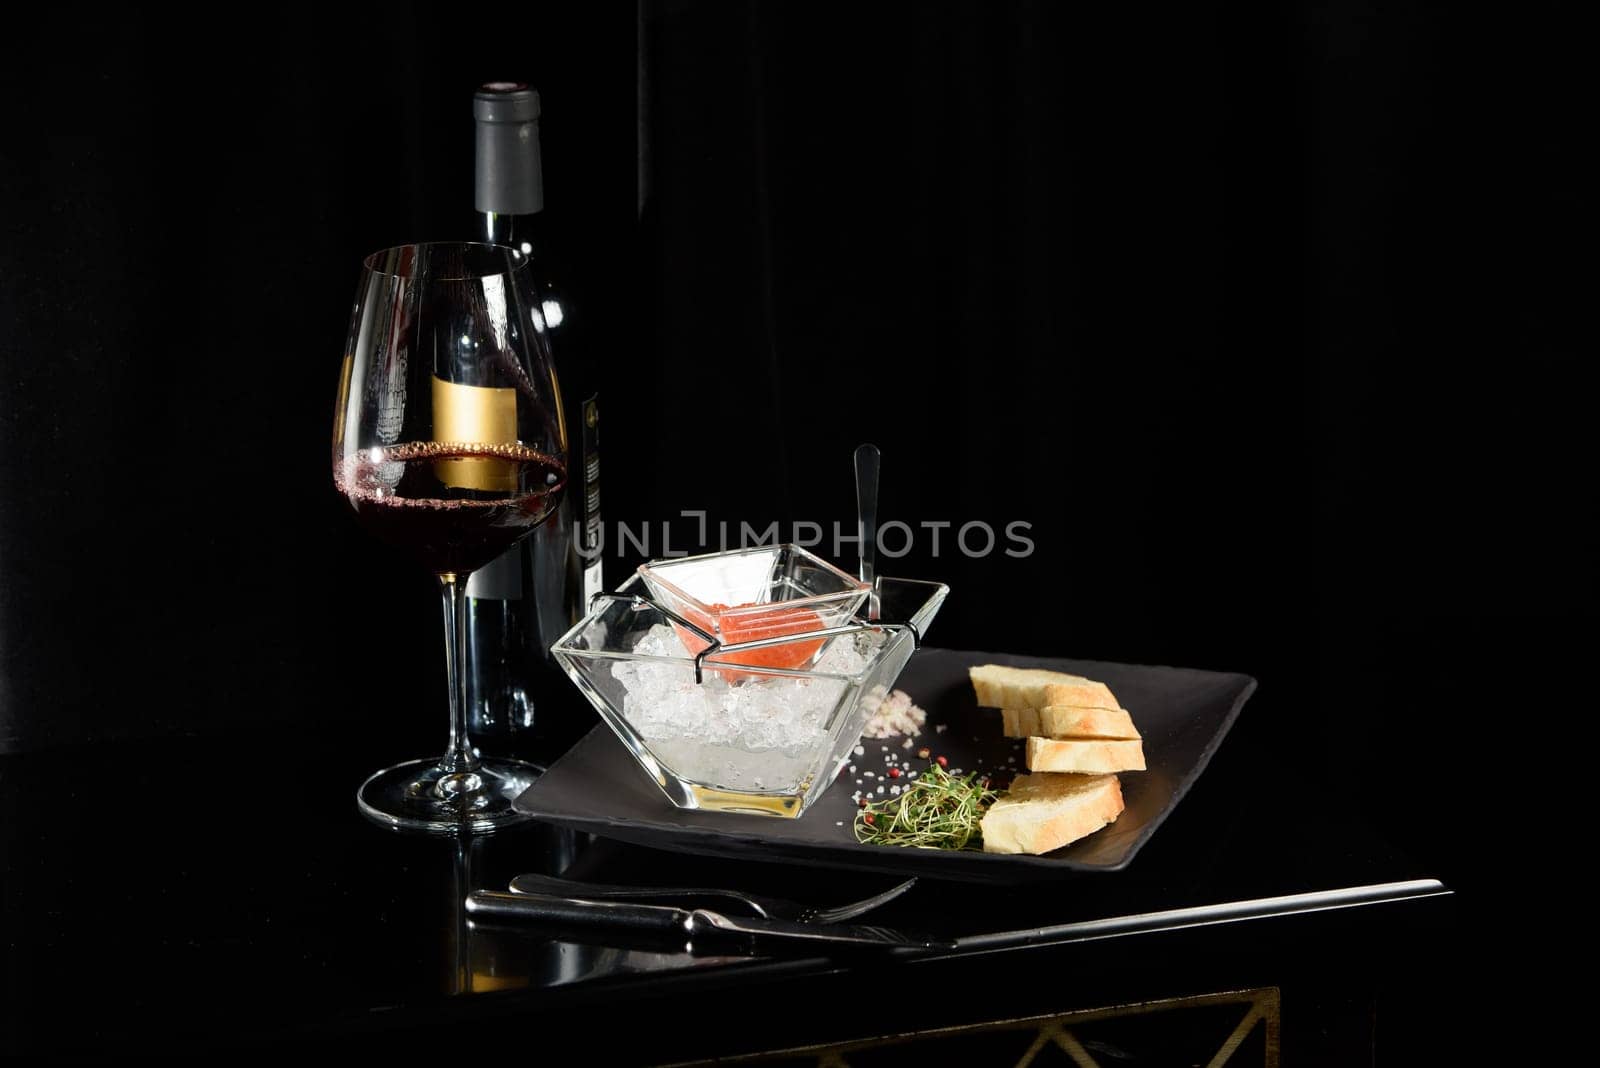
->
[431, 375, 518, 491]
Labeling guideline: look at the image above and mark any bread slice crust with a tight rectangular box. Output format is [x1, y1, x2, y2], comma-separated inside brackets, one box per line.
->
[980, 773, 1125, 854]
[1025, 736, 1146, 773]
[1001, 705, 1140, 740]
[969, 664, 1118, 711]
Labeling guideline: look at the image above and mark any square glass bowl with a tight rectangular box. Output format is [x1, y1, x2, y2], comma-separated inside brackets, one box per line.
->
[637, 545, 871, 670]
[552, 571, 949, 818]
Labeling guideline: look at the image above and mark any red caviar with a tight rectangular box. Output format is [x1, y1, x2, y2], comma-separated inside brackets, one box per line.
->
[671, 601, 826, 672]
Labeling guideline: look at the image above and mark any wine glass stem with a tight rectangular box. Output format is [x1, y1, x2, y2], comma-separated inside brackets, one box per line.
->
[437, 573, 480, 775]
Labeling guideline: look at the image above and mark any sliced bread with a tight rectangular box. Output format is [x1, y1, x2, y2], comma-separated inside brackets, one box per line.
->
[1001, 705, 1140, 741]
[1026, 735, 1146, 773]
[969, 664, 1118, 711]
[980, 773, 1125, 855]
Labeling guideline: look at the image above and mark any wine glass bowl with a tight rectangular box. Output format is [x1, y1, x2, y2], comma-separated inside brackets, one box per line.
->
[333, 242, 566, 833]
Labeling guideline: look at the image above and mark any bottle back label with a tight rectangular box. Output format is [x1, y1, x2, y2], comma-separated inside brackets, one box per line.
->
[581, 394, 603, 605]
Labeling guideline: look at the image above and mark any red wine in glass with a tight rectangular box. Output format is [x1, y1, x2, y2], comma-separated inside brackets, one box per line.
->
[336, 442, 567, 576]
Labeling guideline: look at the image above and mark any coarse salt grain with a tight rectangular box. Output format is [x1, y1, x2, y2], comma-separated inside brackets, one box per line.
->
[858, 689, 928, 740]
[876, 785, 885, 794]
[854, 745, 865, 756]
[935, 724, 948, 733]
[863, 771, 876, 779]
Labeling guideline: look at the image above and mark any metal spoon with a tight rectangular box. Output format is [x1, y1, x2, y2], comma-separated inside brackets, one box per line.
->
[854, 443, 880, 620]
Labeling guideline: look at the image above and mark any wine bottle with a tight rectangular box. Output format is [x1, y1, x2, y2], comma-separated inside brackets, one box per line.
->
[465, 82, 602, 747]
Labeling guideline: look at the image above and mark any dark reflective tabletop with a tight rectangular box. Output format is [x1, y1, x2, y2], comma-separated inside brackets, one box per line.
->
[0, 673, 1450, 1058]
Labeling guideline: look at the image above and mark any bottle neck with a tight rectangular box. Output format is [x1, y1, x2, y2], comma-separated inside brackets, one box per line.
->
[480, 210, 546, 259]
[482, 209, 566, 338]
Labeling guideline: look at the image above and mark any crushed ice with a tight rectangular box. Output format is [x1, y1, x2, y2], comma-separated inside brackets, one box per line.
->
[607, 624, 888, 790]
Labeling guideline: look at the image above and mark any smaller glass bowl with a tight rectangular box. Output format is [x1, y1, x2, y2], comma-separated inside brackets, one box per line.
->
[637, 545, 870, 670]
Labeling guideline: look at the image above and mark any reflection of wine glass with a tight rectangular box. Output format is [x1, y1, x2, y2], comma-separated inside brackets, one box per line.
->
[333, 242, 566, 832]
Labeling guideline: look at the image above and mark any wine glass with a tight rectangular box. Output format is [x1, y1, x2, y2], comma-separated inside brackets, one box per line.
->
[333, 242, 567, 832]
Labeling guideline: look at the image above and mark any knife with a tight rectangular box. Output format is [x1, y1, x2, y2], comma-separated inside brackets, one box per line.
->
[464, 890, 949, 955]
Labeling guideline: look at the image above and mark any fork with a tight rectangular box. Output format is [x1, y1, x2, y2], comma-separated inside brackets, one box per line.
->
[507, 872, 916, 925]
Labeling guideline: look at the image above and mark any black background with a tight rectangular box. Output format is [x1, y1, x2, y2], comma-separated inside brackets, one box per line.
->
[0, 1, 1588, 900]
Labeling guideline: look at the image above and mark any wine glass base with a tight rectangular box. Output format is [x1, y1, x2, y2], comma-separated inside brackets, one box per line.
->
[357, 756, 545, 834]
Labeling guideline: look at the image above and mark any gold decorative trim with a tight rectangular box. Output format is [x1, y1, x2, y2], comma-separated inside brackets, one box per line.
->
[661, 987, 1280, 1067]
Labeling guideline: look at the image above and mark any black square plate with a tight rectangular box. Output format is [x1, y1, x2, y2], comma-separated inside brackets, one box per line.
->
[514, 648, 1255, 880]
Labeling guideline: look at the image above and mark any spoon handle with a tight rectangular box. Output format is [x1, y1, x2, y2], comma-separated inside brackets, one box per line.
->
[854, 444, 881, 615]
